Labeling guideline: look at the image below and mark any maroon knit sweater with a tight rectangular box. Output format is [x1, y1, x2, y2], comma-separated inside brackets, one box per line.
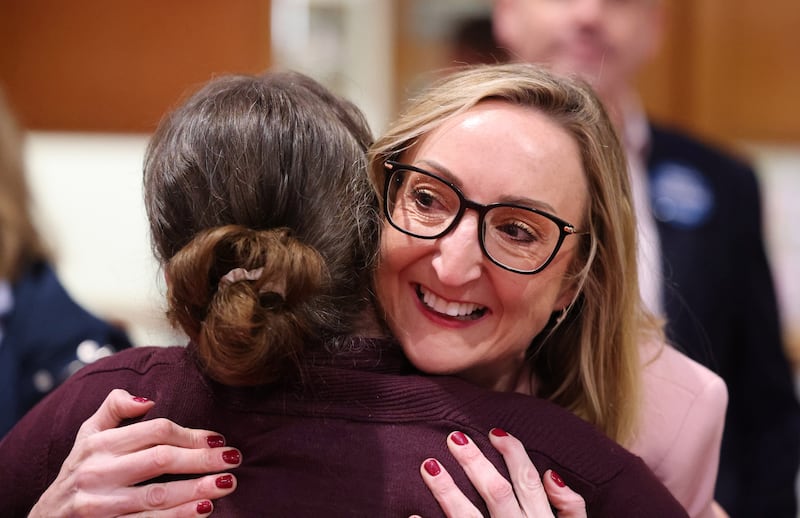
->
[0, 338, 687, 517]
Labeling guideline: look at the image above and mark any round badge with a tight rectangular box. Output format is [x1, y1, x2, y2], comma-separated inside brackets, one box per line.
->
[650, 162, 715, 228]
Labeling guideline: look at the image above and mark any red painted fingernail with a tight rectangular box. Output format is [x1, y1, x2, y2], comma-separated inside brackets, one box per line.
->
[132, 396, 149, 403]
[196, 500, 212, 514]
[551, 470, 566, 487]
[424, 459, 441, 476]
[216, 474, 234, 488]
[490, 428, 508, 437]
[450, 431, 468, 446]
[207, 435, 225, 448]
[222, 449, 241, 464]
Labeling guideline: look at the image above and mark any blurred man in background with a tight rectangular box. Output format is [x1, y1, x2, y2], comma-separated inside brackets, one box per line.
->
[492, 0, 800, 516]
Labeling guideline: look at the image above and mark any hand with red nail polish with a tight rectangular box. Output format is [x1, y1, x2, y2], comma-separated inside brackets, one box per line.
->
[414, 429, 586, 518]
[27, 389, 239, 518]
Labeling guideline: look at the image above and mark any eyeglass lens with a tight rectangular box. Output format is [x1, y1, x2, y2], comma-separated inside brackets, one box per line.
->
[386, 168, 563, 273]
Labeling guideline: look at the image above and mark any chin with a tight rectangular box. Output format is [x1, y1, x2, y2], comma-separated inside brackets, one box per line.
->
[402, 344, 460, 375]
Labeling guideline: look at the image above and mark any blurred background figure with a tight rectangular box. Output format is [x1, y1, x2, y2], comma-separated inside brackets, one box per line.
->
[490, 0, 800, 516]
[0, 87, 132, 438]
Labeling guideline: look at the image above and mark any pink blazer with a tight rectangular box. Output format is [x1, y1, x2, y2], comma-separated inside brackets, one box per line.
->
[629, 340, 728, 518]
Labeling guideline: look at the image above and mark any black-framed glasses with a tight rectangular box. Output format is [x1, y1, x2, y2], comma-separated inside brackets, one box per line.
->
[383, 161, 588, 275]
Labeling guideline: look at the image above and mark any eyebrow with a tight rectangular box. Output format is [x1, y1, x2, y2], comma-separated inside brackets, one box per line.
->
[415, 158, 559, 214]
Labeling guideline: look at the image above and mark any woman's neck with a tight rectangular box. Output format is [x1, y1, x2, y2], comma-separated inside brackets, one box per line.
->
[513, 363, 538, 396]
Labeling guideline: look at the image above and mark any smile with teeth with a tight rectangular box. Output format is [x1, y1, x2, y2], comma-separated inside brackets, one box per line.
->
[416, 284, 487, 320]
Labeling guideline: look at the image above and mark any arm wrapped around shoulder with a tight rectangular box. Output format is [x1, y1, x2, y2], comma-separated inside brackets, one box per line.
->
[165, 224, 328, 386]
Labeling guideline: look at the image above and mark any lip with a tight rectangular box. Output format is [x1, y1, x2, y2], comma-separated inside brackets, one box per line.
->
[411, 283, 488, 328]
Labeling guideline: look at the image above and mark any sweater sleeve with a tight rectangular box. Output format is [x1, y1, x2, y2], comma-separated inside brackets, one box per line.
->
[0, 346, 184, 517]
[0, 370, 104, 517]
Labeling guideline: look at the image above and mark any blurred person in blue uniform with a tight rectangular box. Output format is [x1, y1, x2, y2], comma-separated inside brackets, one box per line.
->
[492, 1, 800, 516]
[0, 87, 133, 437]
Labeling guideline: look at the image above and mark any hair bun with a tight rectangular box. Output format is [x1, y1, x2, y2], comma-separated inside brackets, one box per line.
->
[166, 225, 328, 385]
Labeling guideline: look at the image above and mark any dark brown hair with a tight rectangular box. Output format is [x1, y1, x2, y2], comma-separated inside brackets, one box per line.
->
[144, 71, 379, 385]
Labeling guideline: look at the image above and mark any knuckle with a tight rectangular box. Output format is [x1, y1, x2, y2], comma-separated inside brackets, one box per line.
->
[428, 477, 457, 499]
[517, 467, 545, 493]
[150, 418, 179, 441]
[495, 433, 525, 458]
[81, 433, 108, 455]
[485, 477, 515, 503]
[109, 388, 128, 400]
[192, 476, 213, 499]
[457, 444, 485, 464]
[150, 444, 176, 469]
[506, 435, 526, 455]
[202, 446, 220, 468]
[144, 483, 169, 507]
[72, 463, 104, 489]
[70, 494, 100, 518]
[104, 389, 127, 415]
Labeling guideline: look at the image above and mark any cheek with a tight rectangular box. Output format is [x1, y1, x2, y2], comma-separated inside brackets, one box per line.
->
[376, 227, 427, 306]
[378, 228, 411, 280]
[497, 269, 570, 325]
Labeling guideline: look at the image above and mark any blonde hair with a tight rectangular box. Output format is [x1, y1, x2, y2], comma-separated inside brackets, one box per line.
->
[369, 63, 663, 445]
[0, 87, 47, 280]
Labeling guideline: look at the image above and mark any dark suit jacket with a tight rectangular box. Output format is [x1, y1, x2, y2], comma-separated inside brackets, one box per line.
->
[0, 261, 132, 437]
[647, 124, 800, 517]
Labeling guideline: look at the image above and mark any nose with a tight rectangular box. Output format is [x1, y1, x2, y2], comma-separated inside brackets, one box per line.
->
[431, 211, 484, 285]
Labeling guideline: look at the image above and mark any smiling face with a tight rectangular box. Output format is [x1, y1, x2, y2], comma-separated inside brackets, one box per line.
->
[493, 0, 662, 101]
[375, 101, 588, 391]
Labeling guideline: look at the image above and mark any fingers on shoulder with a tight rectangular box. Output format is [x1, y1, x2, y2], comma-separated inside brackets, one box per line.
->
[487, 429, 543, 493]
[125, 417, 229, 452]
[542, 470, 586, 517]
[80, 391, 224, 451]
[79, 389, 153, 435]
[419, 458, 483, 518]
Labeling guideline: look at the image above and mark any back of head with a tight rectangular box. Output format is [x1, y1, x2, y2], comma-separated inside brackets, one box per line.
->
[145, 70, 379, 386]
[0, 87, 46, 280]
[369, 62, 648, 444]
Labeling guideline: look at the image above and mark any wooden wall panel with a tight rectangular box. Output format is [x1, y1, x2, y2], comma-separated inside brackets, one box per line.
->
[0, 1, 271, 133]
[694, 1, 800, 142]
[639, 0, 800, 145]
